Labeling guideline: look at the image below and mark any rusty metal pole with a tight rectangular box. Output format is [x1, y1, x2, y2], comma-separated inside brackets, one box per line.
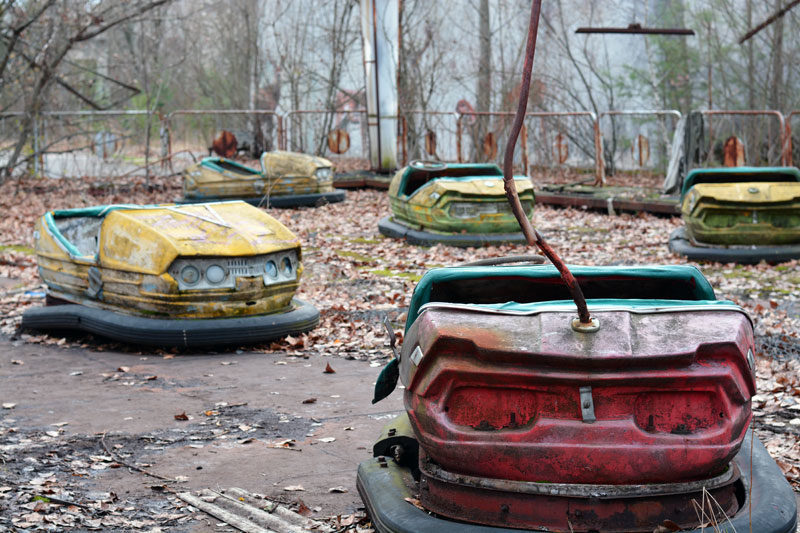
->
[520, 124, 529, 176]
[593, 117, 605, 185]
[502, 0, 593, 328]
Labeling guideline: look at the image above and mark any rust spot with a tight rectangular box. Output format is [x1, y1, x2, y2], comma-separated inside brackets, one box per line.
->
[327, 128, 350, 154]
[723, 135, 745, 167]
[483, 132, 498, 159]
[553, 132, 569, 164]
[425, 130, 438, 157]
[633, 133, 650, 166]
[210, 130, 237, 158]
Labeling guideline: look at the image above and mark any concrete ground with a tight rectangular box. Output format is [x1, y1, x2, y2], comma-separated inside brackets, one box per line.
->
[0, 335, 404, 530]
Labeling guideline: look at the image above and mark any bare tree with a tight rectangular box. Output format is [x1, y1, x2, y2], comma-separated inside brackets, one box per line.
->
[1, 0, 171, 181]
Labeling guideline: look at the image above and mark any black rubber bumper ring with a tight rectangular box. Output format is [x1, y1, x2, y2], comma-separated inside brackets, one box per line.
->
[357, 430, 797, 533]
[378, 216, 528, 248]
[178, 190, 346, 208]
[669, 226, 800, 264]
[21, 298, 319, 348]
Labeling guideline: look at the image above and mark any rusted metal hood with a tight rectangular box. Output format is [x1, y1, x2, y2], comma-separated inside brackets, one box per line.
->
[406, 304, 753, 374]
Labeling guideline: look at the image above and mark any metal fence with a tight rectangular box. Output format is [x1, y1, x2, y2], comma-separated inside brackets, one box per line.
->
[2, 107, 796, 182]
[788, 111, 800, 167]
[600, 110, 682, 176]
[690, 110, 790, 168]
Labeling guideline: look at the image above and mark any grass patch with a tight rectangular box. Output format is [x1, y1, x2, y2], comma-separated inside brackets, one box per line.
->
[348, 237, 383, 244]
[0, 244, 35, 254]
[368, 269, 422, 282]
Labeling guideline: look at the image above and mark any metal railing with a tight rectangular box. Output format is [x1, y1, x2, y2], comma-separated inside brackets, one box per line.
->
[3, 107, 796, 182]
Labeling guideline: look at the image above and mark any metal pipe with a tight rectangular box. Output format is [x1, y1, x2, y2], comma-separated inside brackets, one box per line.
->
[576, 25, 695, 35]
[502, 0, 592, 327]
[788, 111, 799, 167]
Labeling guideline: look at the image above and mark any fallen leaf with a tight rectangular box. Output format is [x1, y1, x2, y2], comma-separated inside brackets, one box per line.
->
[328, 486, 348, 493]
[302, 398, 317, 404]
[11, 359, 23, 365]
[296, 499, 312, 516]
[117, 366, 130, 372]
[283, 485, 305, 492]
[323, 362, 336, 374]
[404, 497, 425, 510]
[2, 403, 16, 409]
[317, 437, 335, 443]
[174, 412, 189, 421]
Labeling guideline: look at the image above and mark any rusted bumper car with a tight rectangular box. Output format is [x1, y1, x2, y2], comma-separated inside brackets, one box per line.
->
[22, 201, 319, 347]
[181, 151, 346, 208]
[378, 161, 534, 247]
[358, 264, 797, 532]
[669, 166, 800, 263]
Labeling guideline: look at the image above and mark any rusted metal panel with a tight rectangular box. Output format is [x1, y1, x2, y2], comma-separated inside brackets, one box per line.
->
[723, 135, 745, 167]
[400, 307, 755, 486]
[553, 132, 569, 164]
[327, 129, 351, 154]
[419, 450, 738, 532]
[535, 190, 680, 215]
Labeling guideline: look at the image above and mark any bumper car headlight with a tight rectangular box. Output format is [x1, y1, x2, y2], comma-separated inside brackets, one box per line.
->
[449, 201, 519, 219]
[314, 167, 333, 181]
[265, 260, 278, 278]
[180, 266, 201, 286]
[205, 264, 227, 285]
[449, 202, 481, 219]
[170, 251, 299, 291]
[262, 252, 298, 286]
[685, 189, 700, 214]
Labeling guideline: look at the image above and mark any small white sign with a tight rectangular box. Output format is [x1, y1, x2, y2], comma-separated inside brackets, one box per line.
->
[410, 346, 423, 366]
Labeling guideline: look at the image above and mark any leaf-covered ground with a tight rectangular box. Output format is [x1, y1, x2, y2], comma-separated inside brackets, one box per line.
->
[1, 174, 799, 528]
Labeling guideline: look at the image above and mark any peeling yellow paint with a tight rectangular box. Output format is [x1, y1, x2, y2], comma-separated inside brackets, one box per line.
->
[35, 202, 304, 319]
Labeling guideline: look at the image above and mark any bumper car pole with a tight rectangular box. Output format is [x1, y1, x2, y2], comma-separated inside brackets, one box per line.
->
[502, 0, 594, 330]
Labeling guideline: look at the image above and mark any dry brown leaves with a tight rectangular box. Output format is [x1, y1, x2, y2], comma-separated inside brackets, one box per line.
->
[1, 174, 799, 490]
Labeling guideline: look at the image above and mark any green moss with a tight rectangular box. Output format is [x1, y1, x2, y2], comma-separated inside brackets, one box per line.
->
[368, 269, 422, 282]
[0, 244, 35, 254]
[566, 226, 609, 234]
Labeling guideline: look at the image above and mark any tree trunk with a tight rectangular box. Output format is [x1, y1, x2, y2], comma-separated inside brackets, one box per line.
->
[475, 0, 491, 161]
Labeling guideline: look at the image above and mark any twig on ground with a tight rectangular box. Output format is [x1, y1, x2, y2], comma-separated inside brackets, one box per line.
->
[99, 432, 176, 483]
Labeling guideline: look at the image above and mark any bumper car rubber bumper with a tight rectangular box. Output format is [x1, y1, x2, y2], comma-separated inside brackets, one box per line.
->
[21, 298, 319, 348]
[669, 226, 800, 264]
[177, 190, 346, 208]
[356, 430, 797, 533]
[378, 216, 527, 247]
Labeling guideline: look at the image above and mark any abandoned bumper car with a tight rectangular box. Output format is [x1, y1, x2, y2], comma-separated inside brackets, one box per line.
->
[669, 166, 800, 263]
[378, 161, 535, 247]
[181, 150, 346, 208]
[22, 201, 319, 347]
[359, 264, 797, 533]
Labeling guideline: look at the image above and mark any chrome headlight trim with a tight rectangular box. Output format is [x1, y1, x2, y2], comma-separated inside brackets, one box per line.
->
[314, 167, 333, 181]
[169, 250, 299, 291]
